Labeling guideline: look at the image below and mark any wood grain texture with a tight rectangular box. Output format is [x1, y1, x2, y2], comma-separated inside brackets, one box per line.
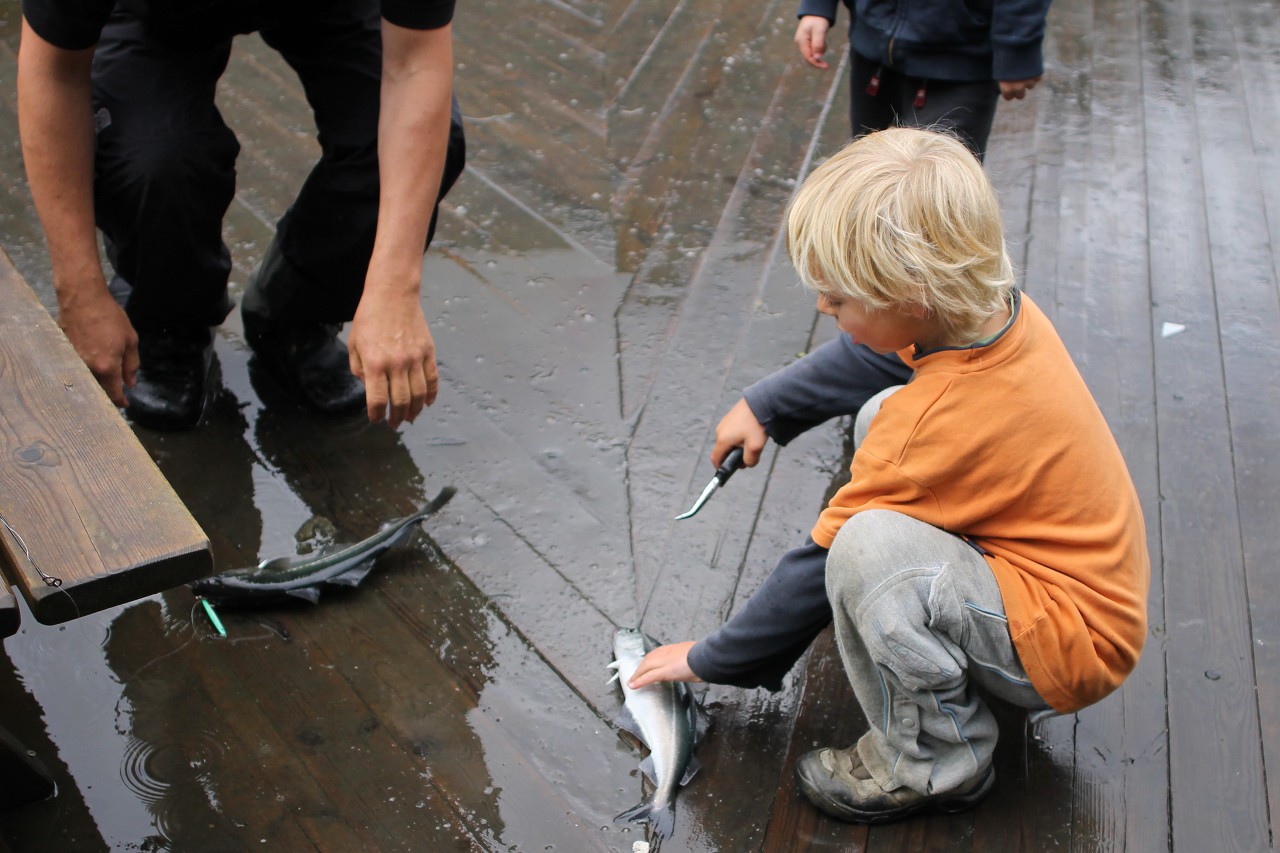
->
[0, 249, 212, 623]
[1, 0, 1278, 847]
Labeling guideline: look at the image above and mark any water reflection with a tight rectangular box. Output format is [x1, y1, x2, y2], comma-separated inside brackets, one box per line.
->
[104, 601, 239, 849]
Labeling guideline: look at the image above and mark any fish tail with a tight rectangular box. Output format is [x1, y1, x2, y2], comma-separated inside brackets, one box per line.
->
[614, 801, 651, 826]
[614, 800, 676, 841]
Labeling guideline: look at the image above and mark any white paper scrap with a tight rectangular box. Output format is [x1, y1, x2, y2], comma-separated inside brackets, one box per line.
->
[1161, 322, 1186, 338]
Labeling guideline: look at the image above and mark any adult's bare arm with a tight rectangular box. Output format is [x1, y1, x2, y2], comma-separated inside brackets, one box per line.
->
[347, 20, 453, 428]
[17, 19, 138, 406]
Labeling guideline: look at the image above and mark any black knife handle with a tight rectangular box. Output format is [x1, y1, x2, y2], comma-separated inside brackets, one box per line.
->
[715, 446, 746, 485]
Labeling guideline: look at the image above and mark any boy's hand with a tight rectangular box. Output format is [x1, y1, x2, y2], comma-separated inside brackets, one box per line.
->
[628, 641, 701, 689]
[713, 397, 768, 467]
[794, 16, 831, 70]
[999, 76, 1042, 100]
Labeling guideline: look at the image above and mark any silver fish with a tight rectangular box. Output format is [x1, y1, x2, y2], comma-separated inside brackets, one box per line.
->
[190, 486, 455, 605]
[608, 627, 710, 844]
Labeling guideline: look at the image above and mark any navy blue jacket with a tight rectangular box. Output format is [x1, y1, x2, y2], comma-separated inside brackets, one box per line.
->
[797, 0, 1051, 83]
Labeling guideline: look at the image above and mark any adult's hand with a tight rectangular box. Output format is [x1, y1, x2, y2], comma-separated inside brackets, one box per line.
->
[713, 397, 769, 468]
[794, 15, 832, 70]
[348, 288, 437, 428]
[628, 641, 701, 690]
[999, 75, 1042, 100]
[57, 287, 139, 407]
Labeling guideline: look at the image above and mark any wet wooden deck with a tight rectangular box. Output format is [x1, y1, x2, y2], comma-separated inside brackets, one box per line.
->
[1, 0, 1278, 849]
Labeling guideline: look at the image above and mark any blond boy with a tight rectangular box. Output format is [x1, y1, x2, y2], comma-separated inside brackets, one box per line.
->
[630, 128, 1149, 823]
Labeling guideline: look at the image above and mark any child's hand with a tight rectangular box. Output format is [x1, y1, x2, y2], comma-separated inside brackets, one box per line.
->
[999, 76, 1043, 100]
[713, 397, 769, 467]
[794, 16, 831, 70]
[628, 641, 701, 689]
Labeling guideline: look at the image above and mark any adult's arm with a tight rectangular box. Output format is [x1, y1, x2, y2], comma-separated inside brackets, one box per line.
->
[17, 18, 138, 406]
[347, 19, 453, 428]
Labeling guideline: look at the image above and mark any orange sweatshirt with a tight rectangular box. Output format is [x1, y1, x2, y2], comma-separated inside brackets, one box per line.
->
[811, 292, 1149, 713]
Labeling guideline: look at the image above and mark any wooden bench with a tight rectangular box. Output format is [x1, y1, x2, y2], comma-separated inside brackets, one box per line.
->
[0, 248, 212, 626]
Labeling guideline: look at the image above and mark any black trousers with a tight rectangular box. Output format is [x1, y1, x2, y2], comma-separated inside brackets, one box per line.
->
[90, 1, 466, 336]
[847, 50, 1000, 161]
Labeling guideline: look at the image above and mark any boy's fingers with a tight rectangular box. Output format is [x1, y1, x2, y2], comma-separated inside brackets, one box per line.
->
[811, 36, 827, 64]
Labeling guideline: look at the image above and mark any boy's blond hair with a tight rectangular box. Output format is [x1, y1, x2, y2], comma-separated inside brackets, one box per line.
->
[786, 127, 1014, 345]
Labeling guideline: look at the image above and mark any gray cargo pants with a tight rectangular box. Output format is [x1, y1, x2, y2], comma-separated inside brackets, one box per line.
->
[826, 387, 1051, 795]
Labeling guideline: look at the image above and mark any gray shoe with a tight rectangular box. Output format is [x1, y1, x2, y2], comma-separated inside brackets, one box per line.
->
[795, 736, 994, 825]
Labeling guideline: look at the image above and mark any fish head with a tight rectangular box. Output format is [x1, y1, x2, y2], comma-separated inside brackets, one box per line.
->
[612, 627, 657, 661]
[188, 577, 221, 596]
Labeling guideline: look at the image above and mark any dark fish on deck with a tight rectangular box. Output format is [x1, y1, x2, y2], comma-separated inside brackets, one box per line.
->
[190, 486, 456, 606]
[608, 627, 710, 845]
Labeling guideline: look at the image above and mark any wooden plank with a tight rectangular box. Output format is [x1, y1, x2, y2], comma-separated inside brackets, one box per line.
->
[761, 630, 871, 851]
[621, 41, 853, 643]
[103, 599, 403, 850]
[1222, 0, 1280, 838]
[1069, 0, 1169, 846]
[1141, 0, 1269, 848]
[0, 249, 212, 623]
[1190, 0, 1280, 843]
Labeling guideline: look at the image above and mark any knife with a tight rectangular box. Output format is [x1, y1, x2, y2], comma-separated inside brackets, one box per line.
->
[674, 446, 746, 520]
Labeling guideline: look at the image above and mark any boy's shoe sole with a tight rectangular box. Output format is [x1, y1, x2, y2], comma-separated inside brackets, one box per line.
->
[795, 748, 995, 825]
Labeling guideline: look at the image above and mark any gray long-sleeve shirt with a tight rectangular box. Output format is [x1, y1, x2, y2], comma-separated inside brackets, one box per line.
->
[686, 338, 911, 690]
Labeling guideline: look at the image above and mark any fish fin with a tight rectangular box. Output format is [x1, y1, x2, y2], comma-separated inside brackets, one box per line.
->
[605, 661, 620, 684]
[284, 587, 322, 605]
[256, 546, 335, 574]
[638, 755, 657, 785]
[615, 707, 645, 742]
[614, 801, 652, 827]
[615, 801, 675, 841]
[327, 558, 378, 588]
[422, 486, 457, 516]
[679, 755, 701, 786]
